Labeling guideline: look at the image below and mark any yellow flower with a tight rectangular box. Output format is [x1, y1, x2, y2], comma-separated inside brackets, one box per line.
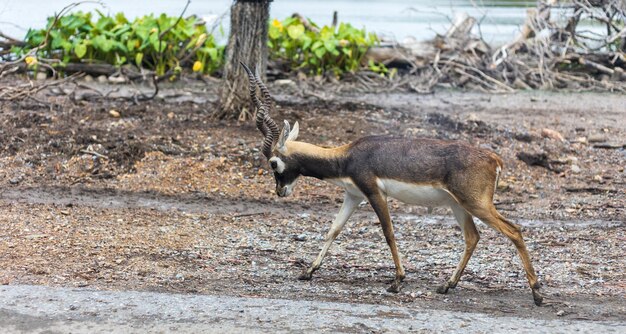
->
[339, 39, 350, 47]
[192, 61, 203, 72]
[25, 56, 37, 65]
[150, 27, 158, 34]
[272, 19, 283, 31]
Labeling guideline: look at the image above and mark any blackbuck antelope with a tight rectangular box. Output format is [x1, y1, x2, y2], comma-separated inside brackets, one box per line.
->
[241, 63, 543, 306]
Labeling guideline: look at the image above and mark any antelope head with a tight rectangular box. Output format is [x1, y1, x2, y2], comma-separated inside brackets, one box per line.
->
[240, 63, 301, 197]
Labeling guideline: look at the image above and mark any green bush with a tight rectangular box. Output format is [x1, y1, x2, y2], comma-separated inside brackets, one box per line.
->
[16, 12, 384, 78]
[268, 17, 381, 76]
[18, 11, 224, 75]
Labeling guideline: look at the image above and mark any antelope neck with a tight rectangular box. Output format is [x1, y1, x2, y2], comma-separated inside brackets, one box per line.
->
[284, 141, 348, 180]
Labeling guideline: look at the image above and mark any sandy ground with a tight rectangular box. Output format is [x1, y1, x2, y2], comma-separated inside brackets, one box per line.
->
[0, 76, 625, 331]
[2, 285, 625, 333]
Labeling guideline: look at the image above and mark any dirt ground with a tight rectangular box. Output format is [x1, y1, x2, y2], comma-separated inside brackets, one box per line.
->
[0, 76, 625, 324]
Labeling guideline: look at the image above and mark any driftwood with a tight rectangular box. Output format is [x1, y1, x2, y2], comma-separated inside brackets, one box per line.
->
[360, 0, 626, 93]
[15, 62, 144, 79]
[363, 43, 418, 69]
[292, 13, 320, 34]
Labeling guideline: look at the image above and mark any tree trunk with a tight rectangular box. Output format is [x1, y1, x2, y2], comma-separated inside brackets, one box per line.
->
[217, 0, 270, 120]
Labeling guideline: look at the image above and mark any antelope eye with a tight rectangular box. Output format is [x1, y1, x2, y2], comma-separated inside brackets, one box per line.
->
[270, 160, 278, 170]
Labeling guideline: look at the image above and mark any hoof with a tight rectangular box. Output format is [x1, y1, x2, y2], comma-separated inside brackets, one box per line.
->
[298, 270, 313, 281]
[532, 289, 543, 306]
[386, 281, 402, 293]
[436, 284, 449, 294]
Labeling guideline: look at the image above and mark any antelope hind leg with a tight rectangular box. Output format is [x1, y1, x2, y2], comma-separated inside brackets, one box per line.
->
[437, 203, 480, 294]
[470, 204, 543, 306]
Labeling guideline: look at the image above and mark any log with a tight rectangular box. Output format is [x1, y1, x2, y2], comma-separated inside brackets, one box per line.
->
[292, 13, 320, 33]
[363, 45, 418, 68]
[578, 57, 614, 74]
[11, 62, 144, 79]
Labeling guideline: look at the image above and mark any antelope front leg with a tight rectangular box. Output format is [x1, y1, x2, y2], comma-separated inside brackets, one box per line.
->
[298, 192, 363, 280]
[367, 191, 405, 293]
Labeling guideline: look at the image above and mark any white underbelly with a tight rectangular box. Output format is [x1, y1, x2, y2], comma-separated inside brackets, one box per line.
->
[377, 178, 455, 207]
[325, 178, 364, 197]
[325, 177, 456, 207]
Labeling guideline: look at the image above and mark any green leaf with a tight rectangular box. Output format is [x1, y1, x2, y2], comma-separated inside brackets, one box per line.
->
[320, 26, 334, 41]
[115, 12, 129, 24]
[74, 42, 87, 58]
[268, 26, 281, 40]
[311, 41, 323, 50]
[92, 35, 113, 52]
[314, 47, 325, 58]
[207, 48, 218, 61]
[287, 24, 304, 40]
[302, 36, 312, 50]
[323, 39, 336, 52]
[135, 52, 143, 67]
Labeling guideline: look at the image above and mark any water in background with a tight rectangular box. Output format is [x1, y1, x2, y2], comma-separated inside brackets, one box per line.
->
[0, 0, 537, 46]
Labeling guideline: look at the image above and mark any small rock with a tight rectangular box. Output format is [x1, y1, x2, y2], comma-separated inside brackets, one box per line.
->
[294, 234, 307, 241]
[83, 75, 94, 82]
[275, 79, 296, 87]
[97, 75, 107, 83]
[517, 151, 552, 170]
[175, 273, 184, 280]
[556, 310, 565, 316]
[466, 113, 479, 122]
[571, 165, 581, 174]
[167, 112, 175, 119]
[541, 128, 565, 142]
[257, 168, 264, 176]
[588, 135, 607, 143]
[573, 137, 587, 144]
[69, 304, 78, 311]
[9, 177, 21, 185]
[514, 132, 534, 143]
[35, 72, 47, 80]
[108, 75, 127, 84]
[593, 175, 603, 182]
[109, 110, 121, 118]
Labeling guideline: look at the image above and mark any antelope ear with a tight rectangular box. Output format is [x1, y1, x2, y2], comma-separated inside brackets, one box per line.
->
[287, 121, 299, 142]
[276, 120, 290, 152]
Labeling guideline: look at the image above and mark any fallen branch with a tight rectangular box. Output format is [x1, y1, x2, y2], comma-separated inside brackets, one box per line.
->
[0, 72, 84, 101]
[79, 149, 109, 160]
[292, 13, 320, 33]
[9, 62, 144, 79]
[563, 186, 619, 194]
